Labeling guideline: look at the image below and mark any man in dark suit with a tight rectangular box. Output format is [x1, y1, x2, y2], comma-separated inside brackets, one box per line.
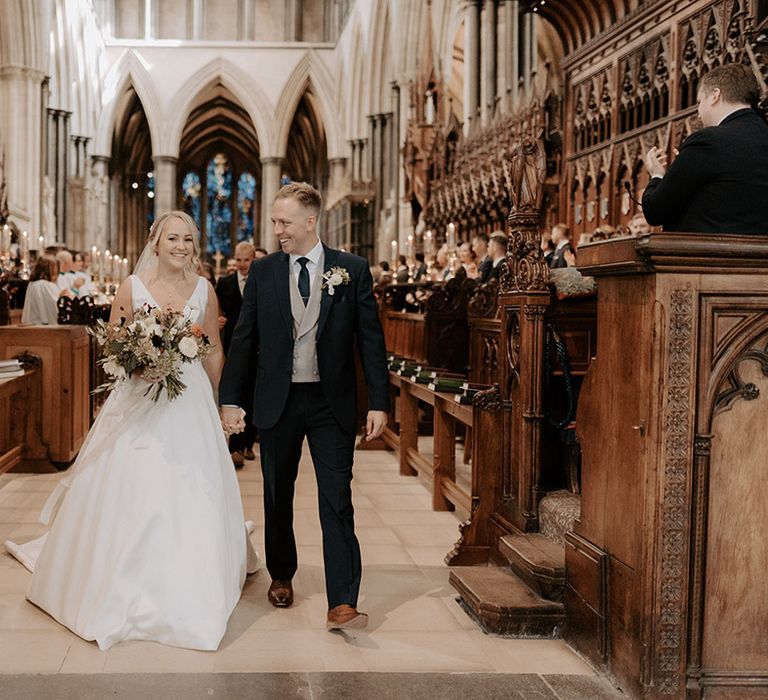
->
[216, 241, 257, 468]
[473, 232, 493, 282]
[549, 223, 574, 269]
[219, 182, 389, 631]
[486, 233, 508, 282]
[642, 63, 768, 234]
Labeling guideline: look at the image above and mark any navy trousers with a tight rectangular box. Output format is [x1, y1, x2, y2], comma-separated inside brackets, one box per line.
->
[258, 382, 361, 608]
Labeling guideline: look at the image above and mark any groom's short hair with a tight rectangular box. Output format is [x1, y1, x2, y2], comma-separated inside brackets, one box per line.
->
[275, 182, 322, 217]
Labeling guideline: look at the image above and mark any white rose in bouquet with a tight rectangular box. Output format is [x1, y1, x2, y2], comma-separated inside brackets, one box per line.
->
[178, 336, 199, 359]
[103, 357, 127, 380]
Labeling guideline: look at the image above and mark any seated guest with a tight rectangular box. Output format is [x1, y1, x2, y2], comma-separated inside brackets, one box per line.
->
[628, 212, 651, 236]
[432, 246, 450, 281]
[459, 242, 478, 278]
[254, 247, 268, 259]
[413, 252, 428, 281]
[549, 223, 575, 269]
[473, 233, 492, 282]
[395, 254, 409, 283]
[487, 234, 508, 282]
[55, 250, 83, 296]
[22, 257, 64, 325]
[225, 257, 237, 274]
[541, 229, 555, 266]
[374, 260, 392, 284]
[72, 250, 98, 296]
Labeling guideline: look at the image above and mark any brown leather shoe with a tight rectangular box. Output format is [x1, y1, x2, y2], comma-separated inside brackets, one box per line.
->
[232, 451, 245, 469]
[243, 447, 255, 461]
[326, 604, 368, 630]
[267, 579, 293, 607]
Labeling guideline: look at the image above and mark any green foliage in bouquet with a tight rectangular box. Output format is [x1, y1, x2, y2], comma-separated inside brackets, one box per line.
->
[88, 304, 211, 402]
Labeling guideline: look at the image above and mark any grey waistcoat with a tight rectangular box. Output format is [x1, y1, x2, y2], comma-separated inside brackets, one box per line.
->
[289, 252, 324, 383]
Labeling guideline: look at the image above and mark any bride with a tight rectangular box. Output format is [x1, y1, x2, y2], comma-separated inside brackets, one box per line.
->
[5, 211, 258, 651]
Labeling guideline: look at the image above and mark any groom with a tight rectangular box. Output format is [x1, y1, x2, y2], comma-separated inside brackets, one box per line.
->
[219, 182, 389, 630]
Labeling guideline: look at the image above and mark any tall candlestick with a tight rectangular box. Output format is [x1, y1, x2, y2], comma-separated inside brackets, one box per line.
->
[391, 239, 398, 267]
[424, 230, 434, 256]
[1, 225, 9, 256]
[447, 223, 456, 250]
[38, 235, 44, 250]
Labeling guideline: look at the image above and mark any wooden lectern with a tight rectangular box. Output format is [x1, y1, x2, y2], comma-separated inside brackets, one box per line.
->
[569, 232, 768, 699]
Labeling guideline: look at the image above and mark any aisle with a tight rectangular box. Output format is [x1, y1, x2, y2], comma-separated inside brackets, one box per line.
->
[0, 446, 620, 698]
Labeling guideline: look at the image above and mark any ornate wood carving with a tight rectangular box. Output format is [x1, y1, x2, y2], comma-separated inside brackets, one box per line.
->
[501, 213, 551, 294]
[467, 281, 500, 319]
[472, 383, 501, 413]
[713, 334, 768, 416]
[657, 286, 695, 695]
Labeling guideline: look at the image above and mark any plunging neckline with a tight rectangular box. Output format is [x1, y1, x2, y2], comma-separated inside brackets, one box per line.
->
[133, 274, 203, 313]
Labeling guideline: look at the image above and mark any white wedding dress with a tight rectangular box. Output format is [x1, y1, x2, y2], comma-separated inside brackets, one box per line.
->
[5, 275, 257, 651]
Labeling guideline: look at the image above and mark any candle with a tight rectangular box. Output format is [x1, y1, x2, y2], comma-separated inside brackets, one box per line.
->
[424, 230, 434, 256]
[391, 239, 398, 265]
[447, 223, 456, 250]
[21, 231, 28, 256]
[1, 225, 9, 256]
[95, 249, 102, 284]
[122, 257, 128, 281]
[111, 254, 119, 282]
[406, 234, 414, 261]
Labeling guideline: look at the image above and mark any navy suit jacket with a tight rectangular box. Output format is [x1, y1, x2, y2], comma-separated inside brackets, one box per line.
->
[215, 272, 242, 355]
[642, 108, 768, 234]
[219, 244, 390, 435]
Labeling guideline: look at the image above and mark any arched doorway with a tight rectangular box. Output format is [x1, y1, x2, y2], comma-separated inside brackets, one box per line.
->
[110, 85, 153, 263]
[177, 82, 260, 259]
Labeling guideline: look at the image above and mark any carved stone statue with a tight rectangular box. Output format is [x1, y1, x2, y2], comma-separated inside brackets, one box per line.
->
[509, 133, 546, 215]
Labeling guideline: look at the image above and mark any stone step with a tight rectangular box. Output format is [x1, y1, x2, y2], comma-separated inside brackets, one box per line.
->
[498, 532, 566, 602]
[449, 566, 564, 637]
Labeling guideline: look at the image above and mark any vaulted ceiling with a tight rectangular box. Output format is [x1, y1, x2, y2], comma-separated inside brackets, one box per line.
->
[179, 83, 260, 170]
[531, 0, 646, 54]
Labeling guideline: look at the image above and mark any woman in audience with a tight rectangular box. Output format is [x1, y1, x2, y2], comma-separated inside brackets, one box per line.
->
[458, 242, 478, 278]
[21, 257, 65, 325]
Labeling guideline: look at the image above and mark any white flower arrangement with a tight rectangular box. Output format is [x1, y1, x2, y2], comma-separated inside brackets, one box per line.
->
[321, 266, 351, 296]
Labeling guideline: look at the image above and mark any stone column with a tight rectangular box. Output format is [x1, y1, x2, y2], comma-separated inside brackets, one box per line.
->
[481, 0, 497, 125]
[504, 0, 520, 108]
[327, 156, 346, 209]
[522, 11, 532, 94]
[240, 0, 255, 40]
[260, 157, 282, 251]
[191, 0, 203, 39]
[464, 0, 481, 133]
[88, 155, 110, 252]
[152, 155, 177, 215]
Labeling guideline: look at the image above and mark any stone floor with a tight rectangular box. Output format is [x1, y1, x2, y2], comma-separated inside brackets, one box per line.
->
[0, 446, 623, 698]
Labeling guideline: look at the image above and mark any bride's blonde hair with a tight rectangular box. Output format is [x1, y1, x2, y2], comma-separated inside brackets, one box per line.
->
[149, 211, 201, 274]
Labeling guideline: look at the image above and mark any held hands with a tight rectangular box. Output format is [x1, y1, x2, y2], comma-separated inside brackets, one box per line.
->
[218, 315, 227, 330]
[220, 405, 246, 436]
[365, 410, 387, 442]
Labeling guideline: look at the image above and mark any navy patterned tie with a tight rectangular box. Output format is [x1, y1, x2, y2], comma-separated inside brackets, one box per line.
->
[297, 257, 310, 306]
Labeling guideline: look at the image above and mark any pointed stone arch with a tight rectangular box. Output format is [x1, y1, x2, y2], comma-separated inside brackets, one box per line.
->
[93, 51, 162, 157]
[163, 57, 275, 159]
[274, 50, 343, 160]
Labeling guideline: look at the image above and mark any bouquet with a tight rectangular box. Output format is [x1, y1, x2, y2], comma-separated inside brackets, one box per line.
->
[89, 304, 211, 402]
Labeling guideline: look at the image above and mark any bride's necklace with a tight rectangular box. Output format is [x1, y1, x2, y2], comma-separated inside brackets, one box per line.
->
[149, 274, 188, 309]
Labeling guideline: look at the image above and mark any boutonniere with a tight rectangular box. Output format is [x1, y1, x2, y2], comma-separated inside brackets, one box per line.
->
[321, 266, 350, 296]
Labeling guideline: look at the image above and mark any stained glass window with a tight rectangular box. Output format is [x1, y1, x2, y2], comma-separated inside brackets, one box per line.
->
[182, 172, 201, 230]
[206, 153, 233, 256]
[237, 172, 256, 243]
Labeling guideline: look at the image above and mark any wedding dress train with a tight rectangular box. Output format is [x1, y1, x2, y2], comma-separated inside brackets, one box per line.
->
[5, 275, 257, 651]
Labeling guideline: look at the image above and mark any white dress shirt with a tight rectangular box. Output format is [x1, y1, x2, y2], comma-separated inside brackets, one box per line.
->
[237, 272, 247, 296]
[289, 238, 323, 294]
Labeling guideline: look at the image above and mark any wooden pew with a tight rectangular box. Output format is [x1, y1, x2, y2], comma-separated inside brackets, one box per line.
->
[0, 365, 43, 473]
[0, 325, 91, 469]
